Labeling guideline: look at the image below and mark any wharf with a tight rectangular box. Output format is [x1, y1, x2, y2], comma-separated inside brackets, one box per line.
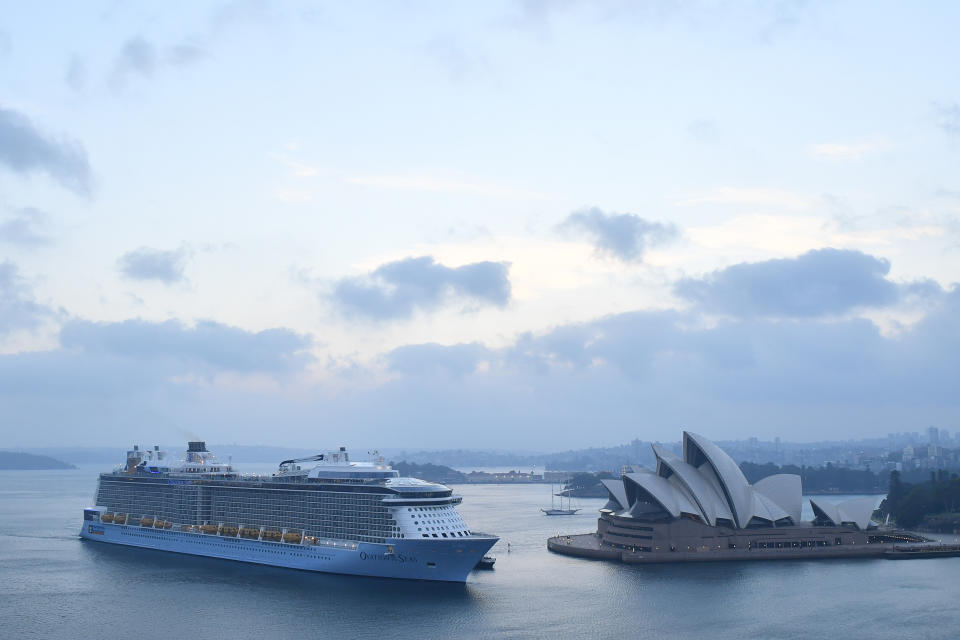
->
[885, 544, 960, 559]
[547, 533, 960, 564]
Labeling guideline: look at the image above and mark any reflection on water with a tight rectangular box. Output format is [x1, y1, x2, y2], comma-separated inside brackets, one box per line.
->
[81, 540, 476, 601]
[1, 468, 959, 640]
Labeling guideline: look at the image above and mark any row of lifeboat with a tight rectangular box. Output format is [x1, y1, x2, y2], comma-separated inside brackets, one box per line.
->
[139, 517, 174, 529]
[200, 524, 301, 543]
[98, 513, 303, 543]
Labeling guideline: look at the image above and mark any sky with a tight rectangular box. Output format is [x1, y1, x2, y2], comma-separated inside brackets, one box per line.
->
[1, 1, 959, 450]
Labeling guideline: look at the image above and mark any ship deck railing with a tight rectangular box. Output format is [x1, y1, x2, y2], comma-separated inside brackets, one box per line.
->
[96, 513, 368, 549]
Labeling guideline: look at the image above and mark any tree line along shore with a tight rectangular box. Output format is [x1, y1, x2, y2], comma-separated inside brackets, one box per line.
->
[0, 452, 76, 470]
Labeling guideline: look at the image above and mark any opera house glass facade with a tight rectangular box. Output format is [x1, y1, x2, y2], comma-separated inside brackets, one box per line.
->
[550, 432, 897, 563]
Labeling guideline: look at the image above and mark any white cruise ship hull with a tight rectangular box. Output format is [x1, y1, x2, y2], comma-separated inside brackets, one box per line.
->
[80, 521, 497, 583]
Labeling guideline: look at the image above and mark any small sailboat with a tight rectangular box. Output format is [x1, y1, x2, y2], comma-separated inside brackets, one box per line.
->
[541, 479, 580, 516]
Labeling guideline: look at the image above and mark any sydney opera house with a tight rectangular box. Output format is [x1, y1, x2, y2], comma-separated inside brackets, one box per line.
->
[548, 431, 901, 563]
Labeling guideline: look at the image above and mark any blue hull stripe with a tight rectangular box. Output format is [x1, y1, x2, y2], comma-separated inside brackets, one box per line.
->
[80, 522, 496, 583]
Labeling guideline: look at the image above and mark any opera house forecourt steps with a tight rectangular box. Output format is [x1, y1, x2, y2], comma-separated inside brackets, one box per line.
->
[548, 431, 956, 564]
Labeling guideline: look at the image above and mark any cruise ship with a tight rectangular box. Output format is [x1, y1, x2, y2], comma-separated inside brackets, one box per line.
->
[80, 442, 497, 582]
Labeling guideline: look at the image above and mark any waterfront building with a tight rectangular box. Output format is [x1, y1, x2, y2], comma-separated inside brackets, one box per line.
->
[548, 431, 904, 563]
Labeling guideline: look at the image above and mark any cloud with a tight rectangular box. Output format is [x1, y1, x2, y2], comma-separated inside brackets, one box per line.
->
[117, 246, 189, 283]
[386, 342, 491, 377]
[0, 261, 52, 335]
[60, 318, 313, 373]
[2, 287, 959, 448]
[935, 102, 960, 137]
[0, 317, 314, 440]
[110, 36, 158, 87]
[559, 207, 679, 262]
[111, 37, 208, 88]
[330, 256, 511, 320]
[243, 286, 956, 448]
[0, 105, 92, 195]
[0, 207, 51, 247]
[673, 248, 924, 318]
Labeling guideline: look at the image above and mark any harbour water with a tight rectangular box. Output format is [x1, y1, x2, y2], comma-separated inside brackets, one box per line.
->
[2, 467, 958, 639]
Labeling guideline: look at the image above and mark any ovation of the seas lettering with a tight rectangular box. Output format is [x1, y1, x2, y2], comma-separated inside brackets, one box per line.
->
[359, 551, 417, 563]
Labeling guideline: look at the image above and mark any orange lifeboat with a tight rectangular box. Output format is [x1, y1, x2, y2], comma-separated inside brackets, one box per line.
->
[220, 525, 238, 537]
[163, 521, 173, 529]
[114, 514, 127, 525]
[140, 517, 154, 527]
[262, 530, 282, 542]
[100, 513, 115, 523]
[201, 524, 218, 534]
[283, 531, 303, 544]
[239, 527, 260, 539]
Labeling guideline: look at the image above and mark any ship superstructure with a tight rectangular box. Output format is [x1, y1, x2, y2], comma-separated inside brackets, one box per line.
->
[80, 442, 497, 582]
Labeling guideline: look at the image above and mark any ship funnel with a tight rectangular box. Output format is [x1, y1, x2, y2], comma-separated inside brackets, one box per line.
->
[188, 441, 208, 453]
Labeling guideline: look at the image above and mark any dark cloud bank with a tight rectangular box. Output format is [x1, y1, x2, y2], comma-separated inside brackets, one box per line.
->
[60, 319, 313, 373]
[0, 318, 312, 400]
[1, 248, 957, 447]
[330, 256, 511, 320]
[354, 249, 960, 445]
[675, 248, 940, 317]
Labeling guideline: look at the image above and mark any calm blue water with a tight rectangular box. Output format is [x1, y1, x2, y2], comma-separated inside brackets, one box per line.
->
[1, 467, 958, 639]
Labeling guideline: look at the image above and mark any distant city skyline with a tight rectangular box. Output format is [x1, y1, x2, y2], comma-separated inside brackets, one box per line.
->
[1, 1, 959, 448]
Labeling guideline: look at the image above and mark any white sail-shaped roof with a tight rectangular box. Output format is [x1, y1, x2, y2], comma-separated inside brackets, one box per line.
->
[751, 491, 791, 523]
[810, 496, 879, 530]
[624, 471, 701, 519]
[754, 474, 802, 523]
[683, 432, 755, 528]
[810, 499, 842, 527]
[601, 478, 629, 512]
[836, 497, 880, 530]
[652, 444, 732, 526]
[603, 431, 884, 532]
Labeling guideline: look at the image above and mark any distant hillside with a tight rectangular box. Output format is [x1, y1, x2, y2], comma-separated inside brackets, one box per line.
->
[0, 451, 76, 470]
[389, 439, 658, 473]
[740, 461, 884, 493]
[389, 461, 467, 484]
